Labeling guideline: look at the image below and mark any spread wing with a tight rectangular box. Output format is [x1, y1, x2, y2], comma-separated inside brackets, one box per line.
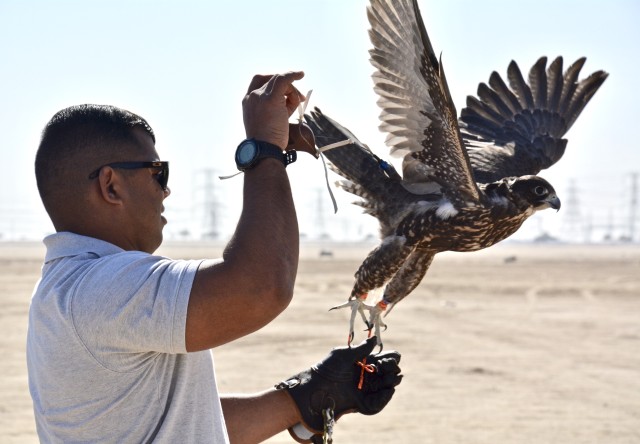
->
[460, 56, 608, 183]
[367, 0, 481, 205]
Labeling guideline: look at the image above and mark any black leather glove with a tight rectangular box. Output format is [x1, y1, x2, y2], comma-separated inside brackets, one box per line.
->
[275, 337, 402, 443]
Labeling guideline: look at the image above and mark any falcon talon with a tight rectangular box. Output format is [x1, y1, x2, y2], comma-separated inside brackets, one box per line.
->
[347, 331, 355, 347]
[330, 297, 373, 345]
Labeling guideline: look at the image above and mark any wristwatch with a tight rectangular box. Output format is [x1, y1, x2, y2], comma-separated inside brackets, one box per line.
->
[235, 138, 297, 171]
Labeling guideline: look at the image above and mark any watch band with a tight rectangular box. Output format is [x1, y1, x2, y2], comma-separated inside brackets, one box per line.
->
[256, 140, 297, 167]
[236, 138, 297, 171]
[283, 149, 297, 166]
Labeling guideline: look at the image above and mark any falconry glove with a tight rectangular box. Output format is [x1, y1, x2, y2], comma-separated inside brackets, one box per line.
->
[275, 336, 402, 443]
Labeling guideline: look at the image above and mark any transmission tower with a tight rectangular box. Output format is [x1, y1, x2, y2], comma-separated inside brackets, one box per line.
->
[199, 169, 220, 240]
[561, 179, 584, 241]
[628, 172, 638, 242]
[316, 188, 329, 240]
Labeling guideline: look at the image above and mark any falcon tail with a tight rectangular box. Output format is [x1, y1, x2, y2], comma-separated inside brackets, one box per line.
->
[304, 108, 411, 227]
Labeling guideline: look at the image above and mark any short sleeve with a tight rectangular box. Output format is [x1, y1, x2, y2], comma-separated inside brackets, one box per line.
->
[70, 252, 203, 370]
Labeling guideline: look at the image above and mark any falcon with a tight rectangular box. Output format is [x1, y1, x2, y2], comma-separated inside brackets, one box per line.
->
[304, 0, 607, 348]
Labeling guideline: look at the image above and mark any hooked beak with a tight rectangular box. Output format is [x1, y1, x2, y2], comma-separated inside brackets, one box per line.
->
[547, 195, 561, 211]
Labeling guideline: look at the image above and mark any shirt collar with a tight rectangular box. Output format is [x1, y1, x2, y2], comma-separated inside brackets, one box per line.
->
[43, 232, 125, 262]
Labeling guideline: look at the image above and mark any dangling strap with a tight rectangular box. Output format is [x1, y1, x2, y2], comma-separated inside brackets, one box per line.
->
[322, 407, 335, 444]
[315, 138, 354, 214]
[319, 152, 338, 214]
[218, 171, 242, 180]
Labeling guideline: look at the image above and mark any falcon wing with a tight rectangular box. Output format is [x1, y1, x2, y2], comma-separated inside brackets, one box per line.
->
[460, 57, 608, 183]
[367, 0, 481, 205]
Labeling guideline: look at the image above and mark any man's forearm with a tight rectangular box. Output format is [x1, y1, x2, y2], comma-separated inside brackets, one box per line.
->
[224, 158, 299, 302]
[221, 388, 300, 444]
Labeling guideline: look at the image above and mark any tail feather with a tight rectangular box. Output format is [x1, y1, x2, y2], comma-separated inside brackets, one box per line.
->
[305, 108, 402, 193]
[305, 107, 417, 231]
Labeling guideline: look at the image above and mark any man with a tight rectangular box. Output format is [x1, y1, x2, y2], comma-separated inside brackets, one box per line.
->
[27, 71, 402, 443]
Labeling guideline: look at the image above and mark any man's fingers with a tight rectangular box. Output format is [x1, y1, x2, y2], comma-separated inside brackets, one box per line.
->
[264, 72, 305, 114]
[352, 336, 378, 358]
[375, 356, 401, 373]
[266, 71, 305, 96]
[242, 70, 306, 148]
[375, 353, 402, 388]
[285, 88, 305, 116]
[245, 74, 271, 95]
[246, 71, 305, 117]
[361, 388, 395, 415]
[383, 372, 403, 388]
[374, 351, 401, 365]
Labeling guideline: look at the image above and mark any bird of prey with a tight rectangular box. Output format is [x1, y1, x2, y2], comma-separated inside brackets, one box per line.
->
[304, 0, 607, 348]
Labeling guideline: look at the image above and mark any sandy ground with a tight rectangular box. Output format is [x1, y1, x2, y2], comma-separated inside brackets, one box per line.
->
[1, 241, 639, 443]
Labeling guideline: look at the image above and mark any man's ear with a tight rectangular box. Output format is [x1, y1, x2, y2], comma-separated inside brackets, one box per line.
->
[97, 167, 124, 204]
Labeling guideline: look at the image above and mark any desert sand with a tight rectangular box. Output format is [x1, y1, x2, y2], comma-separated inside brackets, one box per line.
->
[1, 241, 638, 443]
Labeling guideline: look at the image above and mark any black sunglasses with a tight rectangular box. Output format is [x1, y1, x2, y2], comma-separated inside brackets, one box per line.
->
[88, 161, 169, 191]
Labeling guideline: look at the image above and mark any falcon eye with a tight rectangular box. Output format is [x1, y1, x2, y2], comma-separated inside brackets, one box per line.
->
[533, 185, 547, 196]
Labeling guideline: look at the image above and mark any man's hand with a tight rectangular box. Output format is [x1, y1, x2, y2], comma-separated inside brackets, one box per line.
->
[276, 337, 402, 442]
[242, 71, 305, 149]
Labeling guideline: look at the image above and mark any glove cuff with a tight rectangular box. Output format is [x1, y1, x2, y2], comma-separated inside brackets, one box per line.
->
[275, 371, 326, 433]
[288, 422, 321, 444]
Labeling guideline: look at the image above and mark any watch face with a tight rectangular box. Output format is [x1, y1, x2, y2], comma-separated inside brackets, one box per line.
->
[237, 141, 258, 165]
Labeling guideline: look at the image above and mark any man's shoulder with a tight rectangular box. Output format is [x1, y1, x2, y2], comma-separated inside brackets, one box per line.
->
[35, 235, 203, 351]
[40, 232, 196, 292]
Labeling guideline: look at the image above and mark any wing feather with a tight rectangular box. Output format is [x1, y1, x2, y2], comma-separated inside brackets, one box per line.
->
[507, 60, 535, 110]
[488, 71, 522, 115]
[477, 82, 515, 120]
[460, 56, 608, 182]
[367, 0, 480, 205]
[557, 57, 586, 118]
[529, 56, 548, 109]
[564, 70, 608, 131]
[546, 56, 564, 113]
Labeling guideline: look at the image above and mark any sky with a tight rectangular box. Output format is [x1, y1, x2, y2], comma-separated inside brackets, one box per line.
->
[1, 0, 638, 243]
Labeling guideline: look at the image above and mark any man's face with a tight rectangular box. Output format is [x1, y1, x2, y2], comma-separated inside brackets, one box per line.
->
[121, 128, 171, 253]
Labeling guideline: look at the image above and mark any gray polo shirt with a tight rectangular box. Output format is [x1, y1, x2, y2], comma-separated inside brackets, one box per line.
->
[27, 232, 229, 443]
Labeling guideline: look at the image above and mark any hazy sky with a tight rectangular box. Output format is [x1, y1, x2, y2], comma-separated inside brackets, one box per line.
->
[1, 0, 638, 242]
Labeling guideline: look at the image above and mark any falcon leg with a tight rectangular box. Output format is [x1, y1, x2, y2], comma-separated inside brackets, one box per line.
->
[367, 250, 436, 351]
[330, 294, 370, 345]
[382, 249, 436, 306]
[331, 236, 414, 346]
[364, 299, 389, 352]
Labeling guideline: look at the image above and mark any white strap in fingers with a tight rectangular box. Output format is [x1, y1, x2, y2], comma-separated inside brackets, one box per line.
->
[318, 139, 354, 152]
[298, 89, 313, 119]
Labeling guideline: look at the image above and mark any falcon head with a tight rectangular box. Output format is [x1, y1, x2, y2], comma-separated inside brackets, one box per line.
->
[508, 175, 561, 212]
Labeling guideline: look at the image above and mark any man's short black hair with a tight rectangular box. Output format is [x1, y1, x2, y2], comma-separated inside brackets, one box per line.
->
[35, 104, 156, 216]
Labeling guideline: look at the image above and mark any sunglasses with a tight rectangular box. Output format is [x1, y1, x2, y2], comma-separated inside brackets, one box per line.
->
[88, 161, 169, 191]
